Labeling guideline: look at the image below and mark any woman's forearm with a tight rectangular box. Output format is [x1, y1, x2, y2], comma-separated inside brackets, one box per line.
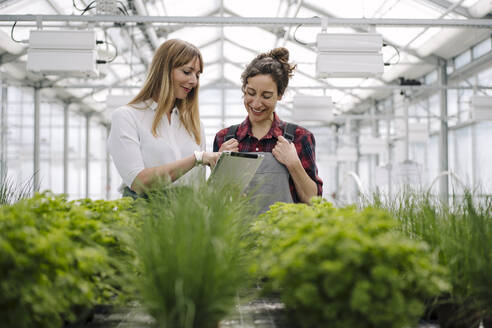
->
[286, 161, 318, 203]
[131, 154, 196, 193]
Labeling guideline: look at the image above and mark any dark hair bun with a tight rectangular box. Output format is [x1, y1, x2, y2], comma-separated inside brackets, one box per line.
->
[268, 47, 289, 63]
[267, 47, 296, 79]
[242, 47, 297, 96]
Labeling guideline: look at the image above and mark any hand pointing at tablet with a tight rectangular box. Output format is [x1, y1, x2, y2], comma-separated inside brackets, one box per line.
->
[218, 138, 239, 152]
[203, 151, 221, 169]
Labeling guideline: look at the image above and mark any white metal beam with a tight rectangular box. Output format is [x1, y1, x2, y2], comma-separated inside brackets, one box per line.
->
[422, 0, 471, 18]
[1, 15, 491, 27]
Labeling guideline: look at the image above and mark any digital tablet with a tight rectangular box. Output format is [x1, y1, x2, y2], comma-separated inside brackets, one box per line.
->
[208, 151, 264, 191]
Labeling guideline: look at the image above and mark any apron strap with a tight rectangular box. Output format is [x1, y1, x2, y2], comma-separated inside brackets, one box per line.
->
[224, 124, 239, 141]
[283, 123, 297, 142]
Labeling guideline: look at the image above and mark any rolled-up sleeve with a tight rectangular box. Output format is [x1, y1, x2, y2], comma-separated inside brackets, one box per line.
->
[107, 108, 145, 188]
[298, 132, 323, 196]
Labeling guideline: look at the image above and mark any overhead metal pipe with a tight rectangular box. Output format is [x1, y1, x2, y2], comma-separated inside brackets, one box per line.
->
[1, 15, 491, 28]
[49, 84, 492, 91]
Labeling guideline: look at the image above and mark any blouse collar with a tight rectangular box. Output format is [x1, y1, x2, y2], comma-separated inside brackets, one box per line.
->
[145, 99, 178, 115]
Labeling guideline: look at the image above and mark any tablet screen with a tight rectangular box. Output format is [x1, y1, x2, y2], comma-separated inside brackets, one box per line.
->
[208, 151, 264, 191]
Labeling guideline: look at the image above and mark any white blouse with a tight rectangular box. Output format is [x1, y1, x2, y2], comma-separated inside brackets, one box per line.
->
[107, 99, 206, 190]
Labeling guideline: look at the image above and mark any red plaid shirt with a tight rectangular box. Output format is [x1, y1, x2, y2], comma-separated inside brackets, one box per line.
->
[213, 113, 323, 203]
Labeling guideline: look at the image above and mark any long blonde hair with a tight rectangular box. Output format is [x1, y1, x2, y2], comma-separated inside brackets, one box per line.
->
[129, 39, 203, 145]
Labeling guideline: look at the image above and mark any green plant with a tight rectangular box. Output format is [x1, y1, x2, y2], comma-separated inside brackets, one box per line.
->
[369, 189, 492, 327]
[0, 171, 36, 205]
[133, 182, 256, 328]
[251, 198, 448, 328]
[0, 192, 136, 328]
[440, 193, 492, 325]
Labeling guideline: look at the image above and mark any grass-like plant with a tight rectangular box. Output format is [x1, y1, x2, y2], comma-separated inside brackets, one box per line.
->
[367, 188, 492, 327]
[366, 189, 444, 248]
[442, 192, 492, 326]
[0, 171, 36, 205]
[133, 182, 256, 328]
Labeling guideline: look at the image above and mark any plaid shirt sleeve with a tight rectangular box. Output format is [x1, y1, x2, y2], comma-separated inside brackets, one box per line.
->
[294, 128, 323, 199]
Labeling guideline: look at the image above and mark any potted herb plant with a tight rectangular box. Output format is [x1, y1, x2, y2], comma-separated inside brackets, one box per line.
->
[250, 199, 448, 328]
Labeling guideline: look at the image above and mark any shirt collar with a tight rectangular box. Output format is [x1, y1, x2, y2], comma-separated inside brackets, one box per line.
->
[236, 112, 284, 141]
[142, 99, 157, 111]
[145, 99, 178, 115]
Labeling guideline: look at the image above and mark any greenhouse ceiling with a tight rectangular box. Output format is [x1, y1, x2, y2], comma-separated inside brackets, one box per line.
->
[0, 0, 491, 122]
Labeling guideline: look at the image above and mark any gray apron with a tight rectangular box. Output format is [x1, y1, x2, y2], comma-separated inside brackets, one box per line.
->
[245, 152, 293, 214]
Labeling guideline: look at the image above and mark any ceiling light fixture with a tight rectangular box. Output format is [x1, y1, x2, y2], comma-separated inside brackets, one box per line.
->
[316, 30, 384, 78]
[27, 30, 99, 77]
[291, 95, 334, 124]
[471, 95, 492, 120]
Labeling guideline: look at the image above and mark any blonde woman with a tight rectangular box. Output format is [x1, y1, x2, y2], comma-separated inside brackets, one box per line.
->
[108, 39, 220, 197]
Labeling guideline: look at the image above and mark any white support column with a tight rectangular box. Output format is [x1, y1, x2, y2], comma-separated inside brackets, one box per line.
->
[355, 120, 360, 176]
[370, 101, 379, 190]
[471, 121, 477, 190]
[471, 76, 478, 190]
[105, 124, 111, 200]
[63, 101, 69, 195]
[85, 112, 91, 198]
[334, 125, 340, 197]
[220, 0, 226, 128]
[387, 96, 394, 197]
[33, 86, 40, 192]
[438, 59, 449, 204]
[404, 99, 410, 161]
[1, 82, 7, 178]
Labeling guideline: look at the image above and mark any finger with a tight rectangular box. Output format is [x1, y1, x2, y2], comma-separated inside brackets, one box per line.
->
[278, 135, 287, 143]
[272, 149, 279, 160]
[278, 135, 292, 145]
[220, 143, 235, 151]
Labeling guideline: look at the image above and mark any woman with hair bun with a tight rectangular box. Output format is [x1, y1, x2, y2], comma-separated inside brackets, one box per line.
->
[213, 48, 323, 212]
[108, 39, 221, 197]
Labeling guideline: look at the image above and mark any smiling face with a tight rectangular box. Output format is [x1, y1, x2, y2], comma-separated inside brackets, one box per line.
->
[243, 74, 282, 126]
[172, 57, 201, 100]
